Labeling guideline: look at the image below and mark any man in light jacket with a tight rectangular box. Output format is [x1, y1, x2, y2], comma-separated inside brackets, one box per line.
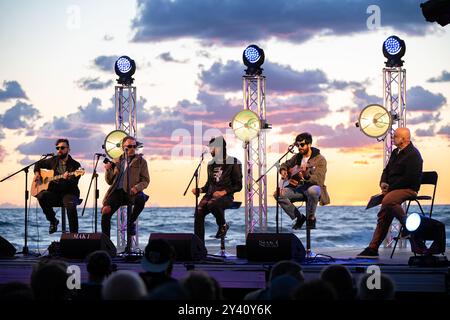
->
[101, 136, 149, 237]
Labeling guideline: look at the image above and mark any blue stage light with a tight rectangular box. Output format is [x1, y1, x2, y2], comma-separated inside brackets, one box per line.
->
[243, 44, 265, 75]
[382, 35, 406, 67]
[116, 57, 132, 73]
[384, 37, 402, 55]
[114, 56, 136, 85]
[244, 46, 261, 64]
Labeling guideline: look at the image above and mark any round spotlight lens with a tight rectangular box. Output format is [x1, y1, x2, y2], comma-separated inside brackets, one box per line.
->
[103, 129, 128, 159]
[384, 37, 402, 55]
[358, 104, 392, 138]
[116, 57, 132, 74]
[244, 46, 261, 64]
[406, 213, 421, 232]
[231, 109, 261, 142]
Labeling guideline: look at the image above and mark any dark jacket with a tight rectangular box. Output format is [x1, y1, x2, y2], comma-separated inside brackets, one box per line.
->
[34, 155, 81, 196]
[381, 142, 423, 192]
[280, 147, 330, 205]
[200, 156, 243, 197]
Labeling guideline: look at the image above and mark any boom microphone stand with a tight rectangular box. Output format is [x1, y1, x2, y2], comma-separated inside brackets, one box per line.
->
[255, 145, 295, 233]
[81, 153, 104, 233]
[183, 149, 207, 218]
[0, 154, 53, 255]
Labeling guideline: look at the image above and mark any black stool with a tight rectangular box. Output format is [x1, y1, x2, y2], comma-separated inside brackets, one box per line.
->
[60, 198, 83, 233]
[215, 201, 242, 257]
[296, 202, 314, 257]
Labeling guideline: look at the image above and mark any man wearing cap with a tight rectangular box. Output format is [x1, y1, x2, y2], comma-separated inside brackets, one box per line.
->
[191, 136, 243, 242]
[140, 239, 177, 292]
[101, 135, 150, 238]
[274, 132, 330, 230]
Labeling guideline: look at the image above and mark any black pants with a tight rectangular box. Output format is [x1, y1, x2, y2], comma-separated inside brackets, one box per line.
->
[36, 191, 79, 233]
[101, 189, 146, 237]
[194, 195, 233, 242]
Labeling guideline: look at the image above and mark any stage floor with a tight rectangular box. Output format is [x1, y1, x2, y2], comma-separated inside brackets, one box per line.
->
[1, 246, 449, 298]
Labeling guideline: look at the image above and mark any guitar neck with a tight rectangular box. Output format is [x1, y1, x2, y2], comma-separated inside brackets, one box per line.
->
[49, 172, 76, 182]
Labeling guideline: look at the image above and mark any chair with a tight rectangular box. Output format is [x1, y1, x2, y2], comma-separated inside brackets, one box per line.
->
[60, 198, 83, 233]
[390, 171, 438, 258]
[215, 201, 242, 257]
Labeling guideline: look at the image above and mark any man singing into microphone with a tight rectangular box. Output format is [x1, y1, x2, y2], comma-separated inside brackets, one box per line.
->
[33, 138, 82, 233]
[101, 136, 150, 238]
[191, 136, 242, 243]
[274, 132, 330, 230]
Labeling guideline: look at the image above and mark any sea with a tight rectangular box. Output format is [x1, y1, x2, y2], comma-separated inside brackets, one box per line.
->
[1, 205, 449, 253]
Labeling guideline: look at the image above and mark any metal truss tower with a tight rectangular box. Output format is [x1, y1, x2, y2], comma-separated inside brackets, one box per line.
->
[114, 85, 139, 251]
[242, 75, 268, 235]
[382, 67, 407, 248]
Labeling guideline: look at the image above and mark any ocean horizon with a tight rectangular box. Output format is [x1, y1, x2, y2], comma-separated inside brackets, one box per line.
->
[1, 205, 449, 253]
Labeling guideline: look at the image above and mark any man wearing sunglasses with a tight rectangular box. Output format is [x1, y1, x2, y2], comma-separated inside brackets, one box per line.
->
[101, 136, 150, 238]
[33, 138, 82, 234]
[274, 132, 330, 230]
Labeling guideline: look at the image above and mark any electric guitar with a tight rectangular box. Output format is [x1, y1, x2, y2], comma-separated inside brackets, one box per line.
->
[31, 168, 85, 197]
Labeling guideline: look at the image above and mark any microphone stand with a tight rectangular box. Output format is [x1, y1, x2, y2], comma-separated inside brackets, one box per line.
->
[255, 145, 294, 233]
[0, 154, 53, 255]
[81, 154, 102, 233]
[183, 151, 206, 218]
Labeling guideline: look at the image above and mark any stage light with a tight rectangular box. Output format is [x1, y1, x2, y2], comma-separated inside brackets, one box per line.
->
[230, 109, 261, 142]
[115, 56, 136, 85]
[243, 45, 265, 75]
[421, 0, 450, 27]
[383, 36, 406, 68]
[102, 129, 128, 159]
[405, 213, 447, 256]
[356, 104, 392, 138]
[405, 212, 421, 232]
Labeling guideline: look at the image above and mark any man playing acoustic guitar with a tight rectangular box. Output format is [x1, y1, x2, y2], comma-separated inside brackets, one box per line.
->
[33, 138, 82, 234]
[274, 132, 330, 230]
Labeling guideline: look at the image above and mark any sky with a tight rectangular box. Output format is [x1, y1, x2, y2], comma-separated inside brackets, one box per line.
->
[0, 0, 449, 208]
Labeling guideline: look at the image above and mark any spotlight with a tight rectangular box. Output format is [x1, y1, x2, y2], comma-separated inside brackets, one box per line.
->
[382, 36, 406, 68]
[230, 109, 261, 142]
[356, 104, 392, 138]
[243, 45, 265, 75]
[421, 0, 450, 27]
[102, 129, 128, 159]
[115, 56, 136, 85]
[405, 213, 447, 256]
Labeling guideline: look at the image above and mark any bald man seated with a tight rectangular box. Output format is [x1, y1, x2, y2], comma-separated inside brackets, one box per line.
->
[357, 127, 423, 258]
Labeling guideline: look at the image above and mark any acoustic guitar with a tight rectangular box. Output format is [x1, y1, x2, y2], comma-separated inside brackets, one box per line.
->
[280, 164, 314, 189]
[31, 168, 85, 197]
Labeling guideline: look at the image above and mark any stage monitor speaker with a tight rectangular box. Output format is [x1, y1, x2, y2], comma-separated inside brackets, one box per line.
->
[0, 236, 16, 257]
[246, 233, 306, 262]
[149, 233, 207, 261]
[60, 233, 117, 259]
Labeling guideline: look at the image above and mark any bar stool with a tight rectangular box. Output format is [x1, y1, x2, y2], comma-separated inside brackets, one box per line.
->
[215, 201, 242, 257]
[60, 198, 83, 233]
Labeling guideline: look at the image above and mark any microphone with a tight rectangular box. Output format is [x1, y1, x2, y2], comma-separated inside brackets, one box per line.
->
[95, 153, 107, 157]
[42, 153, 54, 157]
[103, 157, 116, 169]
